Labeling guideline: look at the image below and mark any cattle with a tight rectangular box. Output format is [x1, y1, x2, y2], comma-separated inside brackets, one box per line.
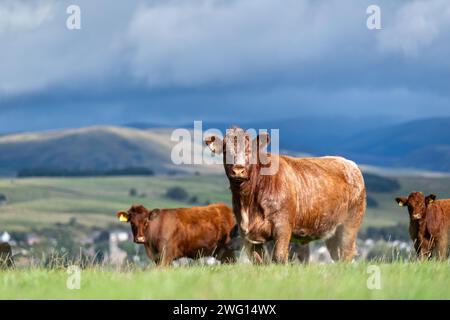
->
[205, 127, 366, 263]
[116, 203, 237, 266]
[0, 242, 13, 269]
[396, 192, 450, 260]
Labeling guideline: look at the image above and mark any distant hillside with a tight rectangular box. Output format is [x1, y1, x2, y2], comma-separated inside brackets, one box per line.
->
[0, 126, 221, 176]
[127, 116, 450, 172]
[1, 117, 450, 176]
[127, 116, 396, 155]
[341, 118, 450, 172]
[227, 117, 450, 172]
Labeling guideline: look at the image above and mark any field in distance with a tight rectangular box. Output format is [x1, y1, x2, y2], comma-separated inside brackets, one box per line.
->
[0, 175, 229, 231]
[1, 174, 450, 231]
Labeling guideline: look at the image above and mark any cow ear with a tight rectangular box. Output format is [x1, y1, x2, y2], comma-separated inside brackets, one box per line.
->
[205, 135, 223, 154]
[116, 211, 130, 223]
[149, 209, 160, 220]
[256, 132, 270, 149]
[395, 197, 407, 207]
[426, 194, 437, 205]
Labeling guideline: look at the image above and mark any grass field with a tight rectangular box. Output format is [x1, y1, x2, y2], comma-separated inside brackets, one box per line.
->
[2, 175, 450, 300]
[1, 262, 450, 299]
[0, 175, 230, 231]
[1, 174, 450, 231]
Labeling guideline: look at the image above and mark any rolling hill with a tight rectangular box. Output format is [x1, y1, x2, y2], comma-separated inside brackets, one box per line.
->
[127, 115, 396, 155]
[0, 126, 221, 176]
[340, 117, 450, 172]
[1, 117, 450, 176]
[128, 116, 450, 172]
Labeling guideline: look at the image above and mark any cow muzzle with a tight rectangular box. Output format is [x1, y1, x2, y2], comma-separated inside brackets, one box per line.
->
[134, 236, 146, 244]
[230, 166, 248, 180]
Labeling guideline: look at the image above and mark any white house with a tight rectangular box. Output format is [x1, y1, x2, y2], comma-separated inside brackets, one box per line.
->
[0, 231, 11, 243]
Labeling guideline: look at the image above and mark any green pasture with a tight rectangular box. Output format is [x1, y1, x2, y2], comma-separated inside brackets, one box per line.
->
[1, 174, 450, 231]
[1, 262, 449, 299]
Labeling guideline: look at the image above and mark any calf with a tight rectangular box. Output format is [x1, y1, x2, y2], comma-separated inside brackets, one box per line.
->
[117, 203, 237, 266]
[396, 192, 450, 259]
[205, 127, 366, 263]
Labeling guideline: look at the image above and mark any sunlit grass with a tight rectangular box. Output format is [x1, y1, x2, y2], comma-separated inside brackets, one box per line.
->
[1, 262, 450, 299]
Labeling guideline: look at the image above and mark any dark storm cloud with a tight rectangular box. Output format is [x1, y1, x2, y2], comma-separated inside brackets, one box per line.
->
[0, 0, 450, 131]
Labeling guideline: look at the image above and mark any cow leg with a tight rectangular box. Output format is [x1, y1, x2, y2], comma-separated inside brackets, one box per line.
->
[216, 247, 236, 264]
[418, 245, 431, 261]
[144, 243, 156, 261]
[295, 244, 310, 264]
[273, 238, 290, 264]
[418, 236, 433, 260]
[334, 194, 366, 262]
[245, 242, 266, 264]
[325, 237, 340, 261]
[157, 246, 175, 267]
[329, 188, 366, 262]
[269, 218, 293, 264]
[325, 224, 357, 262]
[340, 226, 359, 262]
[272, 228, 292, 264]
[325, 225, 344, 261]
[436, 235, 448, 261]
[413, 239, 422, 258]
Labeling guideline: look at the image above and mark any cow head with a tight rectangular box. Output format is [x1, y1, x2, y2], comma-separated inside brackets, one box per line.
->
[205, 127, 270, 181]
[395, 192, 436, 220]
[116, 205, 159, 244]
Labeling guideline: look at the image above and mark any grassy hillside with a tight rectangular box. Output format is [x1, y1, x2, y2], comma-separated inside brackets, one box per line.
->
[0, 175, 230, 231]
[1, 263, 450, 299]
[0, 126, 221, 176]
[2, 118, 450, 179]
[365, 175, 450, 228]
[1, 174, 450, 232]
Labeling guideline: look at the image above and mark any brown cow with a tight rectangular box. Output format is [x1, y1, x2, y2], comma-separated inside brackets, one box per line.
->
[396, 192, 450, 260]
[116, 203, 237, 266]
[205, 127, 366, 263]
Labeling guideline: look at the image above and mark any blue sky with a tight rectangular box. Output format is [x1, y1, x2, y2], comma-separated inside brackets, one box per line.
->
[1, 0, 450, 132]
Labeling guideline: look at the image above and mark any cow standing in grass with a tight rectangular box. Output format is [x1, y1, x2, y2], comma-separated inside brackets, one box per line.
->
[396, 192, 450, 260]
[117, 203, 237, 266]
[205, 127, 366, 263]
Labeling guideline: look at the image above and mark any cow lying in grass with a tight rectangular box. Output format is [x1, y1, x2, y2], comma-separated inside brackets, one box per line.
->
[117, 203, 237, 266]
[396, 192, 450, 260]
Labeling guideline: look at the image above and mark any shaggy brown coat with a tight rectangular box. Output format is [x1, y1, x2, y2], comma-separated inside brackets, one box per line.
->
[117, 203, 236, 266]
[206, 127, 366, 263]
[396, 192, 450, 259]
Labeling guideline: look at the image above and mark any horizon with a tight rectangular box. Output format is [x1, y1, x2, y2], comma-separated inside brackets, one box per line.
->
[2, 114, 449, 135]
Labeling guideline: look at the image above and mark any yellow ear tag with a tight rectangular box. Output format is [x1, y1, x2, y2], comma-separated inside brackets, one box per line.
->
[429, 199, 434, 204]
[119, 214, 129, 222]
[398, 202, 404, 207]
